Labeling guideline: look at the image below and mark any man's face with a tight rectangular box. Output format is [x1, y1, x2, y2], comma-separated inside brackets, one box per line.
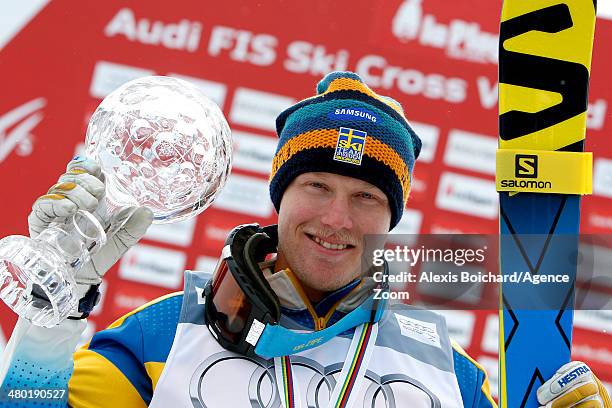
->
[276, 172, 391, 300]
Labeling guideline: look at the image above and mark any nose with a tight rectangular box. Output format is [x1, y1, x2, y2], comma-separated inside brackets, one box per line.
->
[320, 195, 353, 230]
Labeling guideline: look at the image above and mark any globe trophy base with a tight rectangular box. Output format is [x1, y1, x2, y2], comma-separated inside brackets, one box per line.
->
[0, 235, 77, 328]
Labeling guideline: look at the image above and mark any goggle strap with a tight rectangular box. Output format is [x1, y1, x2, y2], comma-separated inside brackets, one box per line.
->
[254, 295, 381, 359]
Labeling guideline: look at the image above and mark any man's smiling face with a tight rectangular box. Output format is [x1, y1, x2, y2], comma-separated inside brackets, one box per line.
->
[275, 172, 391, 301]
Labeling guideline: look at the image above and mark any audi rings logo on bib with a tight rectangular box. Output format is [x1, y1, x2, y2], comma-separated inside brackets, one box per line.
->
[189, 351, 439, 407]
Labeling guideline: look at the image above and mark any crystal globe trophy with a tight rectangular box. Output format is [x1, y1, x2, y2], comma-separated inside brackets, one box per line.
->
[0, 76, 232, 327]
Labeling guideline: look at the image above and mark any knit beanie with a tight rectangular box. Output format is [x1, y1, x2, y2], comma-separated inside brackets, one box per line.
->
[269, 71, 421, 229]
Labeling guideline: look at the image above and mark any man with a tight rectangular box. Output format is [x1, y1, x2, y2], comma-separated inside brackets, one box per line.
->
[0, 71, 608, 408]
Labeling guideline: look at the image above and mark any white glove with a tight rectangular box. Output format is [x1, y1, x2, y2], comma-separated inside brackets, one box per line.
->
[537, 361, 612, 408]
[28, 156, 153, 298]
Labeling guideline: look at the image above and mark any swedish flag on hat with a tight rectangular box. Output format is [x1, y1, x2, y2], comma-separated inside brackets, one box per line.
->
[269, 71, 421, 229]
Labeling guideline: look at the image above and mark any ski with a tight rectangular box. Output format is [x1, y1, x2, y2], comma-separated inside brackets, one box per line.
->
[497, 1, 597, 408]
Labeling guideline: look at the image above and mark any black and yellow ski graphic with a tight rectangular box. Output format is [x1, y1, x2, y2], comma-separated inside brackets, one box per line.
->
[498, 1, 596, 407]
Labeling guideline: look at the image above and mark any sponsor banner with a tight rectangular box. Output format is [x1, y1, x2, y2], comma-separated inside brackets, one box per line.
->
[594, 158, 612, 198]
[436, 310, 475, 348]
[429, 221, 468, 235]
[110, 280, 171, 318]
[232, 130, 277, 174]
[574, 309, 612, 334]
[202, 219, 234, 251]
[410, 121, 439, 163]
[114, 292, 152, 313]
[113, 291, 151, 313]
[388, 0, 498, 65]
[481, 313, 499, 354]
[168, 73, 227, 108]
[574, 326, 612, 384]
[212, 173, 273, 217]
[89, 62, 227, 107]
[353, 55, 469, 104]
[572, 342, 612, 371]
[390, 208, 423, 235]
[0, 1, 50, 50]
[587, 99, 608, 131]
[576, 244, 612, 288]
[0, 97, 46, 164]
[584, 204, 612, 234]
[600, 3, 612, 20]
[103, 7, 203, 53]
[199, 210, 262, 255]
[195, 255, 218, 276]
[0, 0, 610, 350]
[408, 168, 429, 203]
[478, 355, 499, 399]
[119, 243, 186, 288]
[444, 129, 496, 175]
[89, 60, 155, 99]
[389, 208, 422, 247]
[229, 87, 294, 132]
[435, 172, 498, 219]
[429, 214, 497, 234]
[144, 217, 197, 247]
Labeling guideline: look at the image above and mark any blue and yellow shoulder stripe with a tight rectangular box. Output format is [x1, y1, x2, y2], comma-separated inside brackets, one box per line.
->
[68, 292, 183, 408]
[452, 340, 498, 408]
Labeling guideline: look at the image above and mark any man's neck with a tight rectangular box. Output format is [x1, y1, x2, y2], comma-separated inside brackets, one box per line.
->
[273, 251, 326, 302]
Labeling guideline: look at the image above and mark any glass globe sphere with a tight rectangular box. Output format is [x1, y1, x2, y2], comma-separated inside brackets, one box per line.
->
[85, 76, 232, 224]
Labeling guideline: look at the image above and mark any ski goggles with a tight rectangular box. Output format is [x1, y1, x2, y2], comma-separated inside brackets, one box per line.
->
[204, 224, 388, 359]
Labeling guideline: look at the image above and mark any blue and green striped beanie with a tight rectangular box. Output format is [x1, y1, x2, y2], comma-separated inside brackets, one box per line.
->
[269, 71, 421, 230]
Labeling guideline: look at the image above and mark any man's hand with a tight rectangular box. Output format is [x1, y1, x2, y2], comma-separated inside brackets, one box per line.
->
[537, 361, 612, 408]
[28, 156, 153, 299]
